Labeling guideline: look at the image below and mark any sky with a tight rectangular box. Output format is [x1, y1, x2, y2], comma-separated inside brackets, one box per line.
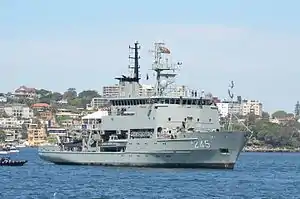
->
[0, 0, 299, 113]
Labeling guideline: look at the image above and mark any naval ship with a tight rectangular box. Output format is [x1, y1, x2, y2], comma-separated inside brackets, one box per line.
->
[38, 41, 249, 169]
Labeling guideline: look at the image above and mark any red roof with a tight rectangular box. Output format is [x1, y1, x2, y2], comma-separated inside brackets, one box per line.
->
[31, 103, 50, 108]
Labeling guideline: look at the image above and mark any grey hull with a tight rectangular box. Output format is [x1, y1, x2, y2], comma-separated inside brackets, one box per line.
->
[38, 131, 247, 170]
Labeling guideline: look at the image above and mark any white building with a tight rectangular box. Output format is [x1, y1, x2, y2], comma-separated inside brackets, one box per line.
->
[4, 104, 33, 118]
[241, 100, 263, 117]
[139, 84, 155, 97]
[0, 96, 7, 103]
[102, 85, 120, 98]
[216, 101, 242, 118]
[0, 117, 24, 128]
[88, 98, 110, 110]
[216, 102, 229, 118]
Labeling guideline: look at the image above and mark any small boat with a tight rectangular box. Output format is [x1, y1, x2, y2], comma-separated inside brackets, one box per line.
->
[0, 157, 28, 166]
[16, 143, 26, 148]
[0, 151, 9, 155]
[2, 144, 19, 153]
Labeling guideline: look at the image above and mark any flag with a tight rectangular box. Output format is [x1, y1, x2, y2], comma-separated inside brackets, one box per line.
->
[159, 46, 171, 54]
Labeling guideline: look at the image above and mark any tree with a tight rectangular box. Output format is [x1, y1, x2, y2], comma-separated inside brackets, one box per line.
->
[36, 89, 52, 97]
[51, 92, 63, 102]
[63, 88, 77, 101]
[0, 130, 6, 142]
[78, 90, 100, 99]
[272, 110, 288, 119]
[261, 111, 270, 120]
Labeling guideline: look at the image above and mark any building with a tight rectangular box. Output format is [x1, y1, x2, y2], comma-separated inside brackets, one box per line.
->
[216, 102, 229, 118]
[88, 98, 110, 110]
[31, 103, 50, 112]
[139, 84, 155, 97]
[241, 100, 263, 117]
[47, 127, 67, 137]
[0, 93, 7, 103]
[27, 122, 47, 146]
[14, 85, 36, 99]
[216, 101, 242, 118]
[102, 85, 120, 98]
[4, 104, 33, 118]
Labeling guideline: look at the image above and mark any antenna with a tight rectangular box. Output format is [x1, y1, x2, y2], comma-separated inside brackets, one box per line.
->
[150, 42, 182, 96]
[227, 81, 254, 139]
[228, 81, 234, 131]
[129, 41, 141, 83]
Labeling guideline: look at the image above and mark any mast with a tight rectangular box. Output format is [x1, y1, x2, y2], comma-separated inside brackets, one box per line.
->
[115, 41, 141, 83]
[150, 42, 182, 96]
[129, 41, 141, 83]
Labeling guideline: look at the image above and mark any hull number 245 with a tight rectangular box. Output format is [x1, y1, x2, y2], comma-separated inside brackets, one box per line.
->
[193, 140, 211, 149]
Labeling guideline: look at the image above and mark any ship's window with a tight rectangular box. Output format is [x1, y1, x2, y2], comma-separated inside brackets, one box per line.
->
[219, 148, 229, 153]
[197, 118, 200, 122]
[192, 99, 197, 105]
[157, 127, 162, 133]
[187, 100, 191, 105]
[168, 130, 171, 134]
[153, 98, 159, 103]
[175, 99, 180, 104]
[182, 99, 187, 105]
[165, 98, 170, 104]
[133, 100, 137, 105]
[170, 98, 175, 104]
[142, 100, 146, 104]
[168, 117, 171, 121]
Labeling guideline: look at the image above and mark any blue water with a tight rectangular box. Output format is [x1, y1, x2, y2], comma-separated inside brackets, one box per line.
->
[0, 149, 300, 199]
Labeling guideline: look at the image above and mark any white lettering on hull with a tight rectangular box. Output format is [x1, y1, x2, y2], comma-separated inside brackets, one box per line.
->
[194, 140, 211, 149]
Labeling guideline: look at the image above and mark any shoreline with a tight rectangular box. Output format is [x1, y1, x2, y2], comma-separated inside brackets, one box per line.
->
[243, 147, 300, 153]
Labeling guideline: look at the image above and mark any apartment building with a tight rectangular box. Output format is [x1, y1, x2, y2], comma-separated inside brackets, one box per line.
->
[241, 100, 263, 117]
[216, 101, 242, 118]
[27, 122, 47, 146]
[4, 104, 33, 118]
[102, 85, 120, 98]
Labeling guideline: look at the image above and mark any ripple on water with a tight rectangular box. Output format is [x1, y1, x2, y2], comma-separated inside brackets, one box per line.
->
[1, 150, 300, 199]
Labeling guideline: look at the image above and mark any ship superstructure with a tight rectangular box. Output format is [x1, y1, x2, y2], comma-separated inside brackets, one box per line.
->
[38, 41, 248, 169]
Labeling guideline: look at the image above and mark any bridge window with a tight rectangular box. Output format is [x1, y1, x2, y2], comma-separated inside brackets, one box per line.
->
[168, 117, 171, 121]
